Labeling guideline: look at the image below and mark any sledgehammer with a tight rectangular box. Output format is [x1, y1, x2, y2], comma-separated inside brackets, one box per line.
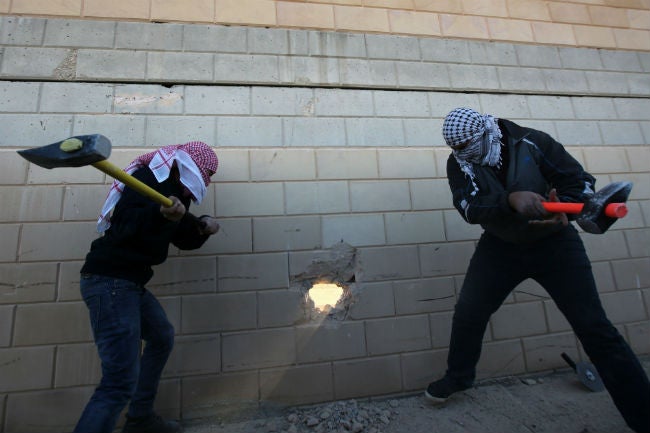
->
[541, 181, 633, 234]
[17, 134, 175, 208]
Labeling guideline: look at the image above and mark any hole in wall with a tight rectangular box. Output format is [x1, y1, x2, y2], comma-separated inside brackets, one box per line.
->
[308, 282, 344, 313]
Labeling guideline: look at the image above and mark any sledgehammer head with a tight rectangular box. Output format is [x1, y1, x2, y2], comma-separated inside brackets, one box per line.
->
[578, 181, 633, 234]
[17, 134, 111, 169]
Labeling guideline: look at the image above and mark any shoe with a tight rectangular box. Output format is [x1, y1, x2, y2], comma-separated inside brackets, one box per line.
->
[122, 413, 182, 433]
[424, 376, 470, 404]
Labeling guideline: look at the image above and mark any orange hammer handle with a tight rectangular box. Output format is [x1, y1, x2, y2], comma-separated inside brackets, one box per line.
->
[542, 202, 628, 218]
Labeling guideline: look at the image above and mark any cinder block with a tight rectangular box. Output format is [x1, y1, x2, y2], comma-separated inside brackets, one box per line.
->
[387, 10, 441, 37]
[147, 52, 214, 82]
[0, 224, 19, 262]
[410, 179, 452, 211]
[429, 311, 454, 348]
[572, 96, 617, 119]
[600, 290, 647, 323]
[277, 1, 335, 31]
[183, 217, 253, 255]
[296, 322, 366, 362]
[476, 339, 526, 379]
[44, 18, 115, 48]
[250, 149, 316, 181]
[146, 116, 216, 147]
[40, 82, 113, 113]
[444, 209, 484, 242]
[222, 328, 296, 371]
[538, 297, 571, 332]
[211, 149, 250, 182]
[625, 321, 650, 354]
[18, 222, 97, 262]
[385, 211, 446, 245]
[260, 364, 334, 405]
[185, 85, 249, 115]
[339, 58, 398, 87]
[439, 14, 489, 40]
[286, 181, 350, 215]
[314, 88, 373, 116]
[468, 40, 517, 65]
[215, 182, 284, 217]
[334, 4, 390, 33]
[542, 69, 589, 93]
[419, 241, 476, 278]
[217, 252, 288, 291]
[2, 114, 74, 153]
[0, 305, 13, 347]
[377, 149, 435, 178]
[420, 38, 469, 63]
[523, 333, 579, 372]
[365, 316, 431, 356]
[4, 387, 92, 433]
[13, 302, 92, 345]
[62, 185, 112, 221]
[582, 224, 631, 266]
[0, 186, 63, 222]
[54, 343, 101, 387]
[477, 93, 530, 118]
[181, 293, 256, 333]
[393, 277, 455, 315]
[216, 116, 282, 147]
[164, 335, 220, 377]
[624, 228, 650, 258]
[248, 27, 289, 55]
[316, 149, 378, 180]
[183, 23, 247, 53]
[401, 349, 448, 391]
[148, 256, 217, 296]
[333, 355, 401, 399]
[115, 22, 182, 50]
[584, 147, 632, 173]
[0, 346, 54, 392]
[366, 34, 420, 60]
[181, 371, 258, 418]
[214, 53, 280, 84]
[73, 115, 146, 146]
[559, 47, 603, 70]
[600, 49, 643, 72]
[348, 281, 395, 319]
[449, 64, 500, 91]
[279, 55, 340, 86]
[57, 261, 83, 301]
[497, 66, 546, 92]
[307, 30, 366, 57]
[396, 61, 451, 88]
[600, 121, 645, 145]
[0, 16, 46, 45]
[531, 21, 576, 46]
[0, 263, 57, 304]
[322, 214, 385, 248]
[625, 173, 650, 200]
[356, 246, 420, 282]
[252, 87, 312, 116]
[0, 81, 40, 112]
[258, 289, 306, 328]
[487, 17, 534, 43]
[526, 95, 574, 119]
[253, 216, 321, 252]
[0, 150, 29, 184]
[512, 278, 548, 302]
[349, 180, 410, 211]
[585, 71, 632, 96]
[491, 302, 547, 339]
[0, 47, 73, 78]
[373, 90, 429, 117]
[554, 121, 603, 145]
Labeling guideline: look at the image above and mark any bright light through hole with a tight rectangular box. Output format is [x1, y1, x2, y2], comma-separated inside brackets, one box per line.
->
[308, 283, 343, 312]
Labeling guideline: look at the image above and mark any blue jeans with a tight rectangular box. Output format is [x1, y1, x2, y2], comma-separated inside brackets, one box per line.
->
[74, 275, 175, 433]
[446, 226, 650, 433]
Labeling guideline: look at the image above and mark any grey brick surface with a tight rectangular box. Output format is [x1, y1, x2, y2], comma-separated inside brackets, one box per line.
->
[215, 182, 284, 217]
[315, 88, 374, 116]
[181, 293, 256, 333]
[44, 19, 115, 48]
[627, 72, 650, 95]
[0, 262, 57, 304]
[625, 228, 650, 257]
[393, 277, 455, 314]
[346, 118, 405, 147]
[279, 55, 340, 85]
[307, 31, 366, 58]
[339, 58, 398, 87]
[0, 47, 72, 78]
[284, 117, 346, 147]
[0, 347, 54, 392]
[248, 27, 289, 55]
[585, 71, 631, 95]
[214, 53, 279, 83]
[54, 343, 101, 387]
[366, 34, 420, 60]
[526, 95, 574, 119]
[148, 52, 214, 82]
[333, 355, 402, 399]
[478, 93, 530, 118]
[13, 302, 92, 345]
[146, 116, 216, 147]
[183, 24, 247, 53]
[217, 252, 288, 291]
[396, 61, 451, 88]
[296, 322, 366, 362]
[356, 246, 420, 281]
[476, 339, 526, 379]
[288, 29, 309, 56]
[0, 113, 73, 147]
[385, 211, 446, 245]
[401, 349, 448, 391]
[420, 38, 470, 63]
[216, 116, 282, 147]
[113, 84, 184, 114]
[572, 97, 617, 119]
[285, 181, 349, 214]
[322, 214, 386, 247]
[515, 45, 561, 68]
[374, 90, 430, 117]
[251, 148, 317, 180]
[115, 22, 183, 50]
[559, 47, 603, 70]
[0, 305, 13, 347]
[365, 315, 431, 355]
[260, 364, 334, 405]
[429, 311, 454, 348]
[0, 81, 39, 112]
[253, 216, 321, 252]
[614, 98, 650, 120]
[347, 281, 395, 319]
[73, 115, 146, 145]
[420, 242, 476, 278]
[410, 179, 453, 210]
[497, 66, 546, 92]
[600, 49, 643, 72]
[222, 328, 296, 371]
[258, 289, 306, 327]
[522, 333, 578, 372]
[469, 41, 518, 65]
[164, 335, 221, 377]
[611, 258, 650, 290]
[599, 120, 645, 145]
[403, 118, 443, 147]
[600, 290, 647, 323]
[76, 48, 147, 80]
[0, 16, 45, 45]
[181, 371, 259, 418]
[554, 120, 603, 145]
[40, 82, 113, 113]
[349, 180, 410, 212]
[252, 87, 313, 116]
[543, 69, 590, 94]
[185, 85, 250, 115]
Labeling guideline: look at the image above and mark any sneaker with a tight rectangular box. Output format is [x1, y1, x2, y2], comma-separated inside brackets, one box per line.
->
[424, 376, 470, 404]
[122, 413, 182, 433]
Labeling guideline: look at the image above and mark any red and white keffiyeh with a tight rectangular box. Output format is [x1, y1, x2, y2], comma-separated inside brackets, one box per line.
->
[97, 141, 218, 233]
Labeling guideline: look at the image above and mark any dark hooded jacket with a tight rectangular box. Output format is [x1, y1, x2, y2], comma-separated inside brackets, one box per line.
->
[447, 119, 596, 244]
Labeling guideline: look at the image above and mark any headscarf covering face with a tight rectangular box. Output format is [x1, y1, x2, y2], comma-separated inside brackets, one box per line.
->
[96, 141, 218, 233]
[442, 107, 503, 197]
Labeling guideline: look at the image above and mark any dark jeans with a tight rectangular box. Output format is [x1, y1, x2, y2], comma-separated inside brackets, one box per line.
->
[74, 274, 175, 433]
[446, 225, 650, 433]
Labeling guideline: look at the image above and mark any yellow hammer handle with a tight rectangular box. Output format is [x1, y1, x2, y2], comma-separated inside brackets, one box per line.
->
[92, 160, 173, 207]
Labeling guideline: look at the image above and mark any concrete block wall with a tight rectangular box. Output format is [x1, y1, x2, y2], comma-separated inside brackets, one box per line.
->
[0, 12, 649, 433]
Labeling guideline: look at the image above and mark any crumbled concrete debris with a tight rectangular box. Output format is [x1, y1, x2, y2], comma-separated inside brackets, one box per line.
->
[280, 399, 395, 433]
[522, 378, 537, 385]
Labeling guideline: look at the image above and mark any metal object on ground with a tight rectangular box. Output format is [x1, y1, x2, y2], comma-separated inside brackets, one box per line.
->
[561, 352, 605, 392]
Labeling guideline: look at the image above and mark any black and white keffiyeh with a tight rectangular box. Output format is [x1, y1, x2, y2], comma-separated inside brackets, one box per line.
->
[442, 107, 503, 196]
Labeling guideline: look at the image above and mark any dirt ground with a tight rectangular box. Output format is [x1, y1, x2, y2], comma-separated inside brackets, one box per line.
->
[184, 357, 649, 433]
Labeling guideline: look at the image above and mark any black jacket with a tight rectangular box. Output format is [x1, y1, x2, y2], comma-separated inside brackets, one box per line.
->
[447, 119, 596, 244]
[81, 167, 210, 285]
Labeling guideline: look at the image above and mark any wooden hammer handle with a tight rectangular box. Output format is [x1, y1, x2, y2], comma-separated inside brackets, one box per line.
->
[542, 202, 628, 218]
[92, 160, 174, 207]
